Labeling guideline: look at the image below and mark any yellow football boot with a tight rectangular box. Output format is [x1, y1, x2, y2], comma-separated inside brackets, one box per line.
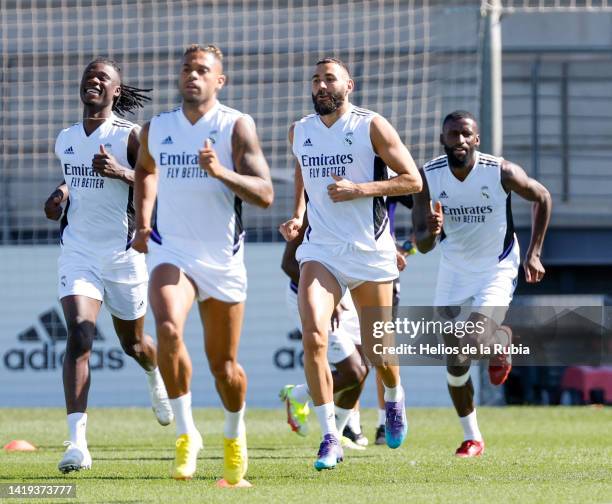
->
[172, 432, 202, 480]
[223, 432, 248, 484]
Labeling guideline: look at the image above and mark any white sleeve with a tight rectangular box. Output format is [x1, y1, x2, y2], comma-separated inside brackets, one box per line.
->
[54, 130, 64, 159]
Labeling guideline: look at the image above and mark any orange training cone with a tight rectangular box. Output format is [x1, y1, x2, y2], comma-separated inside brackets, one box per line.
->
[3, 440, 37, 452]
[215, 478, 252, 488]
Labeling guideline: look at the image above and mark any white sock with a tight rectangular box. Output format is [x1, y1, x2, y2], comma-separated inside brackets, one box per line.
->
[384, 381, 404, 403]
[459, 410, 483, 441]
[224, 404, 246, 439]
[314, 402, 338, 438]
[377, 408, 386, 427]
[334, 406, 353, 434]
[145, 368, 164, 390]
[169, 392, 198, 436]
[67, 412, 87, 447]
[291, 384, 311, 404]
[347, 409, 362, 434]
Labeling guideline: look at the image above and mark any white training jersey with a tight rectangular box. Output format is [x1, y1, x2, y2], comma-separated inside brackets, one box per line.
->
[292, 104, 395, 253]
[423, 151, 519, 274]
[148, 102, 248, 265]
[54, 113, 138, 260]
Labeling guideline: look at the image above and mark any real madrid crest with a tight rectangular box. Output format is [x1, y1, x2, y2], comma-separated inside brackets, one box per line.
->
[344, 132, 354, 146]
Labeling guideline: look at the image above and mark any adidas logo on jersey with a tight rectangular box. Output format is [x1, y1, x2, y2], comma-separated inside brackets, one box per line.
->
[64, 146, 74, 155]
[161, 136, 173, 145]
[303, 138, 313, 147]
[439, 190, 449, 199]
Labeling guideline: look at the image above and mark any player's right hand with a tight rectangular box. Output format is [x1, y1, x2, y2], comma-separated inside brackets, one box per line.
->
[396, 251, 407, 271]
[44, 190, 64, 221]
[330, 302, 346, 331]
[279, 217, 302, 241]
[131, 227, 151, 253]
[427, 200, 443, 236]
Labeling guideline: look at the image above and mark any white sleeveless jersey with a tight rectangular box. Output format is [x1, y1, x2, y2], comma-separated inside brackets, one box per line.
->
[423, 151, 519, 273]
[292, 105, 395, 253]
[148, 103, 248, 265]
[55, 113, 138, 259]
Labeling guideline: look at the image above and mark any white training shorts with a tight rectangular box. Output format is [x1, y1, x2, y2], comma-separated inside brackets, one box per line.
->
[286, 281, 361, 364]
[296, 241, 398, 294]
[58, 248, 148, 321]
[434, 255, 519, 325]
[147, 242, 247, 303]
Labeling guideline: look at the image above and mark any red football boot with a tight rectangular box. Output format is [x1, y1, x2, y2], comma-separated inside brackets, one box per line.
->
[488, 325, 512, 385]
[455, 439, 485, 458]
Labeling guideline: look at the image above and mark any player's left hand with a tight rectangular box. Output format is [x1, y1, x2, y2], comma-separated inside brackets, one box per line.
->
[92, 144, 124, 179]
[198, 139, 224, 178]
[523, 252, 545, 283]
[327, 175, 362, 202]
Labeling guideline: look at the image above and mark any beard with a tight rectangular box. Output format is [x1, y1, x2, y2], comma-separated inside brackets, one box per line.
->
[444, 144, 476, 168]
[311, 91, 345, 115]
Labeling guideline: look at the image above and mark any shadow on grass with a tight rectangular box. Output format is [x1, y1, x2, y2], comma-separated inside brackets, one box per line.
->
[31, 445, 174, 452]
[92, 454, 328, 462]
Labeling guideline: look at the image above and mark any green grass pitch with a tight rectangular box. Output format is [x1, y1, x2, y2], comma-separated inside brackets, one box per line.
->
[1, 407, 610, 503]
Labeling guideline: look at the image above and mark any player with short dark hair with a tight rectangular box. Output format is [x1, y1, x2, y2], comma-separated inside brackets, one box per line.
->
[44, 58, 172, 474]
[280, 57, 422, 470]
[132, 44, 273, 483]
[412, 110, 551, 457]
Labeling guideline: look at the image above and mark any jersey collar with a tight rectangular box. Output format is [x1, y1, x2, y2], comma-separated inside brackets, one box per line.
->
[448, 151, 481, 184]
[80, 112, 116, 139]
[316, 103, 353, 130]
[179, 101, 220, 127]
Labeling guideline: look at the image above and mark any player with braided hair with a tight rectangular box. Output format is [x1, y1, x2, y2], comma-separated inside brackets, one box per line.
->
[85, 57, 152, 116]
[43, 58, 172, 474]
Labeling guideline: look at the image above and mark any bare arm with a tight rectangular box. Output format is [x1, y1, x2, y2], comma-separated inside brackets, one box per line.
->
[327, 115, 422, 202]
[501, 160, 552, 283]
[281, 213, 308, 283]
[131, 122, 159, 253]
[199, 116, 273, 208]
[91, 127, 140, 186]
[412, 168, 443, 253]
[279, 124, 306, 241]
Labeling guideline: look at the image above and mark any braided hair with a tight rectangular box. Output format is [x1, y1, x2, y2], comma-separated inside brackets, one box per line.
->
[85, 57, 152, 116]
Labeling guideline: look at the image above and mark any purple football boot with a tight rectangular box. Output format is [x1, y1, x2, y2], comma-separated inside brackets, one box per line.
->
[314, 434, 344, 471]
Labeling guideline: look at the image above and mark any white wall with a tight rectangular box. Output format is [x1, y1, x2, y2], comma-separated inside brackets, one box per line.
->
[0, 244, 469, 408]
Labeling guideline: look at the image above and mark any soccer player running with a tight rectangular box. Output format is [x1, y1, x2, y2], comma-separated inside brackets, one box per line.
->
[374, 194, 414, 445]
[279, 217, 369, 449]
[44, 58, 173, 474]
[280, 57, 422, 470]
[412, 110, 551, 457]
[131, 45, 273, 482]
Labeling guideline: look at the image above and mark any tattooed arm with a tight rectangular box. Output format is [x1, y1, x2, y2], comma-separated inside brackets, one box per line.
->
[198, 116, 274, 208]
